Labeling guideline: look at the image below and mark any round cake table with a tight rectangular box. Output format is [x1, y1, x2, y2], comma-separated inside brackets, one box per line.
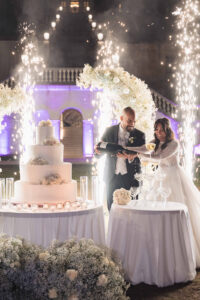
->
[107, 201, 196, 287]
[0, 205, 105, 248]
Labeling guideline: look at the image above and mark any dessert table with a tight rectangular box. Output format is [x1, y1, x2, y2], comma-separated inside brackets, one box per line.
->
[0, 205, 105, 247]
[107, 201, 196, 287]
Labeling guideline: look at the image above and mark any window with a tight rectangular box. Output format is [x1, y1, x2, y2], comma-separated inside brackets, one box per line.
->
[70, 1, 79, 13]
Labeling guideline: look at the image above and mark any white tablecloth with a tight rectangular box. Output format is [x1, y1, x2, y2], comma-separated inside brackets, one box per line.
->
[107, 201, 196, 287]
[0, 205, 105, 248]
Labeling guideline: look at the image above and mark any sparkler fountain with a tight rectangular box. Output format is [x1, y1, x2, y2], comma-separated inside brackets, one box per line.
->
[173, 0, 200, 178]
[14, 25, 46, 162]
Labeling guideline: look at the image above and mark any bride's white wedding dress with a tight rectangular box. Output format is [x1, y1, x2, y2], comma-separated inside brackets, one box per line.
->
[127, 139, 200, 267]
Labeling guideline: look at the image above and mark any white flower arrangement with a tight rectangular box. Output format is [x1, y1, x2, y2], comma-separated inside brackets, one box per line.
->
[0, 235, 129, 299]
[40, 173, 65, 185]
[28, 156, 49, 165]
[77, 64, 156, 140]
[0, 84, 27, 130]
[38, 119, 52, 127]
[113, 188, 131, 205]
[43, 137, 60, 146]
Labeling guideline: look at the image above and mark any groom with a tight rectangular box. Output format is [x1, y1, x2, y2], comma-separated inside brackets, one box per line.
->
[95, 106, 145, 210]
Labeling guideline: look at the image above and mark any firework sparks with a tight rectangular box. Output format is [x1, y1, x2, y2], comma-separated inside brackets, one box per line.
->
[173, 0, 200, 177]
[11, 24, 46, 162]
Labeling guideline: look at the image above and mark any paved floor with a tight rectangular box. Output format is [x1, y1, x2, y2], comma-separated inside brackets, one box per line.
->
[127, 269, 200, 299]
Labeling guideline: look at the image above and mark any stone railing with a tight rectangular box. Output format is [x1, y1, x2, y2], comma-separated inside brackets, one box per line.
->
[35, 67, 198, 120]
[36, 67, 83, 84]
[150, 89, 177, 119]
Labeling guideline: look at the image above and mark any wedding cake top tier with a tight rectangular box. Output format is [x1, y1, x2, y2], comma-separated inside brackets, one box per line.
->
[36, 120, 55, 145]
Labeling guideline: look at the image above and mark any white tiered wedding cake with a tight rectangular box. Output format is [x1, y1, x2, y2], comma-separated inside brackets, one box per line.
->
[14, 120, 77, 205]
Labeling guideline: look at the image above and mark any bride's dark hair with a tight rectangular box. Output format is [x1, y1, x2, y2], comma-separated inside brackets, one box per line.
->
[154, 118, 175, 152]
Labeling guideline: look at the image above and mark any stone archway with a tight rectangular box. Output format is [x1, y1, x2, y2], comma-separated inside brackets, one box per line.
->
[60, 108, 83, 158]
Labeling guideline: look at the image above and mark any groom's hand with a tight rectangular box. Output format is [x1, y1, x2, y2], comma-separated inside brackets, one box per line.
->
[94, 144, 101, 155]
[116, 152, 127, 158]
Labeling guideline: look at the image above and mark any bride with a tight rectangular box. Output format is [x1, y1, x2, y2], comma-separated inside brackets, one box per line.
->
[126, 118, 200, 267]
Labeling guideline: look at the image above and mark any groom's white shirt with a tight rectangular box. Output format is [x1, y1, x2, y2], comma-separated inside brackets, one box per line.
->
[115, 124, 130, 175]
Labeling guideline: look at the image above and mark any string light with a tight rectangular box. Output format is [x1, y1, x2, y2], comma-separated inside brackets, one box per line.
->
[173, 0, 200, 178]
[44, 32, 50, 40]
[51, 22, 56, 29]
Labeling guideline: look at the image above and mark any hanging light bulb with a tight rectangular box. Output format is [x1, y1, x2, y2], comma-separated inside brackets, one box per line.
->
[97, 33, 104, 41]
[44, 32, 50, 40]
[51, 22, 56, 29]
[92, 22, 97, 28]
[59, 6, 63, 11]
[56, 14, 60, 20]
[88, 14, 92, 21]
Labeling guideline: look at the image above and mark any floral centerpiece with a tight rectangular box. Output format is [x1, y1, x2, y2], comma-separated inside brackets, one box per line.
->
[38, 120, 52, 127]
[0, 234, 129, 299]
[28, 156, 49, 165]
[40, 173, 65, 185]
[113, 188, 131, 205]
[77, 64, 156, 140]
[43, 137, 60, 146]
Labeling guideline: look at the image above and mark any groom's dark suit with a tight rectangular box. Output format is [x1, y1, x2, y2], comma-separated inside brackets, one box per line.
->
[101, 124, 145, 210]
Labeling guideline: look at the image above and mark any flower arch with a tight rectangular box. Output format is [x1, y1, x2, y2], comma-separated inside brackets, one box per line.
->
[77, 64, 156, 141]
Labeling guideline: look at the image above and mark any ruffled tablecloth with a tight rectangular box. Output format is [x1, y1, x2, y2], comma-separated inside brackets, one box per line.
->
[0, 205, 105, 247]
[107, 201, 196, 287]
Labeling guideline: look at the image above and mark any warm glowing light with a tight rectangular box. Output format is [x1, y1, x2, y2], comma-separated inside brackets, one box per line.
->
[173, 0, 200, 177]
[97, 33, 103, 41]
[56, 14, 60, 20]
[44, 32, 50, 40]
[15, 25, 46, 161]
[92, 22, 96, 28]
[51, 22, 56, 29]
[70, 1, 79, 8]
[59, 6, 63, 11]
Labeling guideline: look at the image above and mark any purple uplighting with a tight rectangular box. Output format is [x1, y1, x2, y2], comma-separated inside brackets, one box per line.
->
[83, 120, 94, 157]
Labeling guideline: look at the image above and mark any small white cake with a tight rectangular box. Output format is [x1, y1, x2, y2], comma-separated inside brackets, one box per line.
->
[14, 120, 77, 204]
[36, 121, 55, 145]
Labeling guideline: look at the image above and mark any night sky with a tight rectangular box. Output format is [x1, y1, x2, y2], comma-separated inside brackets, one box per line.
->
[0, 0, 177, 42]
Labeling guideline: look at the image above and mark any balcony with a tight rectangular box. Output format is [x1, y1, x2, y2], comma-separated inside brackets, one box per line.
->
[37, 67, 181, 119]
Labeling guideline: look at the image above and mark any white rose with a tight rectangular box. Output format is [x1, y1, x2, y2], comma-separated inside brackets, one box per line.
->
[97, 274, 108, 286]
[113, 188, 131, 205]
[113, 77, 120, 83]
[66, 269, 78, 281]
[123, 88, 130, 94]
[39, 252, 50, 261]
[48, 288, 58, 299]
[69, 294, 79, 300]
[103, 257, 109, 265]
[105, 71, 110, 77]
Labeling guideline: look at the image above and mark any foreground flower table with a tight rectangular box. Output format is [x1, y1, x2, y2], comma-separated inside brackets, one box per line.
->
[0, 205, 105, 247]
[107, 201, 196, 287]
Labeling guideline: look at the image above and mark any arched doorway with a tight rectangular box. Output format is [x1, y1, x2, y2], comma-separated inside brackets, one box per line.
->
[60, 108, 83, 158]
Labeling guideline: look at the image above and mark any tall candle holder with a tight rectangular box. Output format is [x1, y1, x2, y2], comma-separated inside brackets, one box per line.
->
[80, 176, 88, 202]
[0, 178, 5, 208]
[6, 177, 14, 206]
[91, 175, 99, 205]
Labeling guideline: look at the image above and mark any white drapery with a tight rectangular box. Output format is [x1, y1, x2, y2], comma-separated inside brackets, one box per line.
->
[107, 202, 196, 287]
[0, 206, 105, 248]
